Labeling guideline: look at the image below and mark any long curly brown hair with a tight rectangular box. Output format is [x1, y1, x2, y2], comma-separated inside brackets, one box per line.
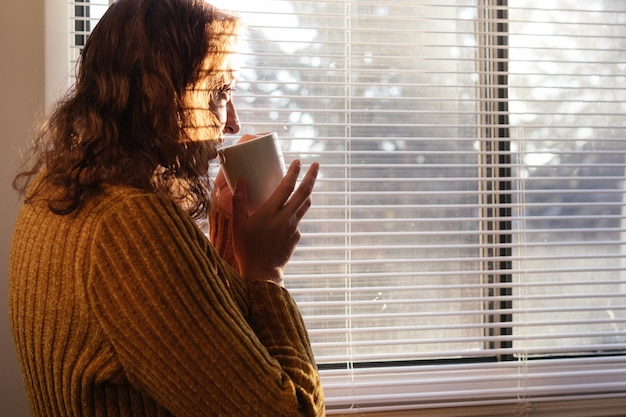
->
[13, 0, 242, 220]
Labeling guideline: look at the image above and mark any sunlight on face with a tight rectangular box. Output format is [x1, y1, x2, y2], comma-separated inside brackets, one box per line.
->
[185, 53, 240, 142]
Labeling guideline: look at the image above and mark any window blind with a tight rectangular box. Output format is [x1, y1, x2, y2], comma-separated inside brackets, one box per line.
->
[73, 0, 626, 414]
[70, 0, 110, 73]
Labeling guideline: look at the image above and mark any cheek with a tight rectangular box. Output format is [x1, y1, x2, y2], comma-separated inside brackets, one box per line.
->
[210, 99, 228, 124]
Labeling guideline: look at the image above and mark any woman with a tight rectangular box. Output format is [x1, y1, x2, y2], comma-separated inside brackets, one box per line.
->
[8, 0, 324, 416]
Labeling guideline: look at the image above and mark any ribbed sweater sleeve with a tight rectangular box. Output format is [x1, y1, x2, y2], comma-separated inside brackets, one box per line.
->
[87, 192, 324, 416]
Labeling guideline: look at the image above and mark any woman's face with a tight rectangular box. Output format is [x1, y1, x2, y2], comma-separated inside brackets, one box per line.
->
[186, 52, 241, 145]
[210, 78, 241, 137]
[181, 61, 241, 174]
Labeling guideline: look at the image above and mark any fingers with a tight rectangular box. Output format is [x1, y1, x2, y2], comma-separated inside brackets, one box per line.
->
[238, 133, 259, 143]
[231, 178, 250, 226]
[294, 196, 312, 223]
[280, 163, 318, 243]
[234, 160, 318, 224]
[283, 162, 319, 215]
[238, 132, 271, 144]
[229, 161, 318, 284]
[262, 160, 303, 212]
[211, 168, 234, 216]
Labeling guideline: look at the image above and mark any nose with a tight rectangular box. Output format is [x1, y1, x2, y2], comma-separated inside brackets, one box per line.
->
[224, 100, 240, 135]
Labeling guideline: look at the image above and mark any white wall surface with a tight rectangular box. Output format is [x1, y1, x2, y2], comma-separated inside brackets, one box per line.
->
[0, 0, 67, 415]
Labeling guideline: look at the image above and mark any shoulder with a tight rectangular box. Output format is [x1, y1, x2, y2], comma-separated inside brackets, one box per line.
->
[94, 185, 186, 221]
[86, 185, 202, 246]
[86, 185, 212, 276]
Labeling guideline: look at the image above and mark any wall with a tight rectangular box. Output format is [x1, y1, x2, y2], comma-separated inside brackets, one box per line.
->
[0, 1, 44, 415]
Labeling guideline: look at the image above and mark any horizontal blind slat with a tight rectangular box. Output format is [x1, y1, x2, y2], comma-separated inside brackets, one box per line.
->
[72, 0, 626, 411]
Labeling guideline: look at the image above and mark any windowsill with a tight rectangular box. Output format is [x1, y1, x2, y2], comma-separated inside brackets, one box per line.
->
[326, 397, 626, 417]
[321, 355, 626, 415]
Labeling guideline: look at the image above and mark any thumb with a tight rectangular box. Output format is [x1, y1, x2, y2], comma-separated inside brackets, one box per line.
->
[231, 178, 250, 227]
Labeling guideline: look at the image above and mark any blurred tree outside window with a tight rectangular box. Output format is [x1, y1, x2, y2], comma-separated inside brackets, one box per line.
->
[74, 0, 626, 411]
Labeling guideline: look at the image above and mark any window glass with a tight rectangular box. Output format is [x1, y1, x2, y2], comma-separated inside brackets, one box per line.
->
[223, 0, 490, 363]
[76, 0, 626, 364]
[73, 1, 626, 409]
[509, 0, 626, 354]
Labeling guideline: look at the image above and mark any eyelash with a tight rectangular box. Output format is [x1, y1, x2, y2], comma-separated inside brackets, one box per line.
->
[218, 86, 236, 98]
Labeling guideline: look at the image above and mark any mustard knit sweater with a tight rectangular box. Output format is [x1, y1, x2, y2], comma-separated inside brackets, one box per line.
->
[8, 183, 325, 417]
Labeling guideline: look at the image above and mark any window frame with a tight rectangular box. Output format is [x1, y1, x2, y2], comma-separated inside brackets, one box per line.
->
[64, 0, 626, 414]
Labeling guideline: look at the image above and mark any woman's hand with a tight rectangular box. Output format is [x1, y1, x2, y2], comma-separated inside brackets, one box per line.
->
[231, 160, 319, 285]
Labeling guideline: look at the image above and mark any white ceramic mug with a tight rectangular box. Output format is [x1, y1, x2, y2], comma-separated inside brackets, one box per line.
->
[218, 132, 286, 210]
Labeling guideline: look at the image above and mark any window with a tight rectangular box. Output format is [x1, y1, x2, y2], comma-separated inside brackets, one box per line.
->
[72, 0, 626, 414]
[70, 0, 110, 75]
